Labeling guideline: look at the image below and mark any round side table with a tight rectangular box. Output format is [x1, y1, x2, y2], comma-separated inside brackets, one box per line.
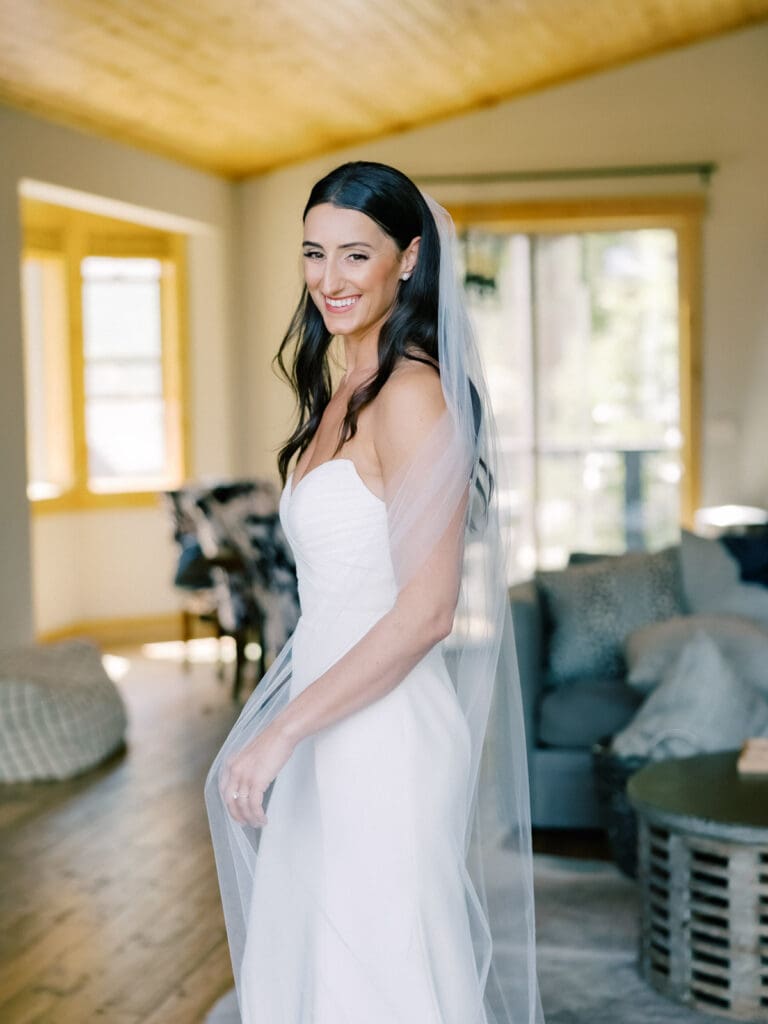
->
[628, 750, 768, 1021]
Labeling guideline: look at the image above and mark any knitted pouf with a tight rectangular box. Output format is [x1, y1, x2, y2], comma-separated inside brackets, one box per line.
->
[0, 639, 127, 782]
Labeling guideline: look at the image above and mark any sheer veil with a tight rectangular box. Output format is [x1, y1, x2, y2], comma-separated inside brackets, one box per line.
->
[205, 190, 543, 1024]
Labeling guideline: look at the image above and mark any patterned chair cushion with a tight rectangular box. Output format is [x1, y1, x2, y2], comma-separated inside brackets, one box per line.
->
[191, 480, 300, 658]
[536, 546, 684, 686]
[0, 640, 127, 782]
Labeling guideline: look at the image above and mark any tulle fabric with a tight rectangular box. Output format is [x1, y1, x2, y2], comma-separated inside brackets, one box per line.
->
[204, 195, 543, 1023]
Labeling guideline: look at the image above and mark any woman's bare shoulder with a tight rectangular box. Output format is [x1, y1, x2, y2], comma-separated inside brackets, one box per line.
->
[381, 355, 444, 412]
[373, 355, 446, 466]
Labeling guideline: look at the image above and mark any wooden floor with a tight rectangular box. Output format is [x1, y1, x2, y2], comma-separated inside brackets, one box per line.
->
[0, 643, 610, 1023]
[0, 644, 240, 1024]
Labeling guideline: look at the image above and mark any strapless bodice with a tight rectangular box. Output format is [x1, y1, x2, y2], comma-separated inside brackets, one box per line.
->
[279, 459, 398, 627]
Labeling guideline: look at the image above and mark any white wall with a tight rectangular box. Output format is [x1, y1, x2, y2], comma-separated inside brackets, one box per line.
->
[0, 107, 240, 643]
[238, 24, 768, 512]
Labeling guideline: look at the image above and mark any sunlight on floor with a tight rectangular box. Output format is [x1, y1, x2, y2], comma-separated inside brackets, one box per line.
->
[101, 652, 132, 681]
[138, 636, 263, 665]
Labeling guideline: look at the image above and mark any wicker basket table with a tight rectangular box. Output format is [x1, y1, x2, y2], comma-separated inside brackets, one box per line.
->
[628, 750, 768, 1021]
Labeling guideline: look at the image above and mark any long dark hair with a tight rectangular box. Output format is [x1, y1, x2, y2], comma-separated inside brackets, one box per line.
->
[273, 161, 441, 484]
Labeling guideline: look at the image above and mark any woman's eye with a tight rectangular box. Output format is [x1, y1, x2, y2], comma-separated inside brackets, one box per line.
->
[347, 253, 369, 262]
[303, 250, 323, 260]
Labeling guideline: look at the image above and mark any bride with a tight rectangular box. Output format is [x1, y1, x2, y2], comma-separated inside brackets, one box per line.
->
[205, 161, 543, 1024]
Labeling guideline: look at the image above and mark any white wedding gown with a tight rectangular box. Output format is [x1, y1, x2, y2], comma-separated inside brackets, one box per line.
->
[237, 457, 487, 1024]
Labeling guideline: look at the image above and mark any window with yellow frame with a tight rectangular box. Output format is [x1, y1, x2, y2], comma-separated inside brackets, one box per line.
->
[448, 196, 703, 577]
[20, 199, 190, 512]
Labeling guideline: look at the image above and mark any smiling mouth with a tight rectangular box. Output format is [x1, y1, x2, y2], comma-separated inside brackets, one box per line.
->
[324, 295, 360, 311]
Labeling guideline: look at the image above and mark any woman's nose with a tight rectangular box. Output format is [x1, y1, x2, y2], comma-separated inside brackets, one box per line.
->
[321, 260, 343, 295]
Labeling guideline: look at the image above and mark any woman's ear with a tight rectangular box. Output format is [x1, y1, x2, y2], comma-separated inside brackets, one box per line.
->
[400, 236, 421, 280]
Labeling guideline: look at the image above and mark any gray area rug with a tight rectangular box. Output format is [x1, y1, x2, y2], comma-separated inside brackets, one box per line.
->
[523, 855, 712, 1024]
[206, 853, 713, 1023]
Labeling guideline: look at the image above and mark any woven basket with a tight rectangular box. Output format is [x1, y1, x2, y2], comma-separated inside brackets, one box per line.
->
[592, 740, 649, 878]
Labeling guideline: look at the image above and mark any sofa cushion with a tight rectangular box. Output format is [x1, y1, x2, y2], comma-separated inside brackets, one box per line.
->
[539, 678, 644, 749]
[626, 613, 768, 697]
[567, 552, 619, 565]
[721, 526, 768, 585]
[612, 630, 768, 761]
[536, 546, 684, 685]
[680, 530, 768, 625]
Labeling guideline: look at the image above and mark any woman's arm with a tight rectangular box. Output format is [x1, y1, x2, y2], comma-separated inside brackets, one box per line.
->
[222, 367, 467, 827]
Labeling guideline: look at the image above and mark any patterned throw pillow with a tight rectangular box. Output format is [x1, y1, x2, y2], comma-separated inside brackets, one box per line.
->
[536, 547, 684, 685]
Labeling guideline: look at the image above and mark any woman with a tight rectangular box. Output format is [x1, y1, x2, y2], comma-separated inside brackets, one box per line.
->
[205, 161, 542, 1024]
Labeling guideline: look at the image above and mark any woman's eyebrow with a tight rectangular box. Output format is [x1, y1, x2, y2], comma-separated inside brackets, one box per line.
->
[302, 240, 374, 250]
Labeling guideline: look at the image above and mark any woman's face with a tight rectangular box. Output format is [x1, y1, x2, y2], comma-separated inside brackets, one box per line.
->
[302, 203, 419, 342]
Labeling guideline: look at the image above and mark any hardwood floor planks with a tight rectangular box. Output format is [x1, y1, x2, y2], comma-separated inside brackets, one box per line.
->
[0, 645, 239, 1023]
[141, 939, 233, 1024]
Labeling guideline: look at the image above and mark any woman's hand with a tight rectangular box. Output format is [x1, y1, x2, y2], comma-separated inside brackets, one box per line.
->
[219, 722, 295, 828]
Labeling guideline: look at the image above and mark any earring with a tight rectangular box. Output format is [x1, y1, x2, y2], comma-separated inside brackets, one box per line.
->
[401, 272, 411, 281]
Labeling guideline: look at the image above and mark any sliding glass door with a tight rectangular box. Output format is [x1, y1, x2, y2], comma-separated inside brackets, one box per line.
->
[457, 208, 699, 582]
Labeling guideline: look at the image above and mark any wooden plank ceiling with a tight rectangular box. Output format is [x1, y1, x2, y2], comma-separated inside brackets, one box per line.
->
[0, 0, 766, 179]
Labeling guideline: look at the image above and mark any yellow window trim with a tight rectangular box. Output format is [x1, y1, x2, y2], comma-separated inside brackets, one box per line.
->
[446, 194, 704, 529]
[21, 199, 192, 515]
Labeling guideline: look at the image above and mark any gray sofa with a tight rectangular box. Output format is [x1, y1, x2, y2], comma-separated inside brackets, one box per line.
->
[502, 531, 768, 830]
[506, 579, 640, 828]
[503, 545, 685, 829]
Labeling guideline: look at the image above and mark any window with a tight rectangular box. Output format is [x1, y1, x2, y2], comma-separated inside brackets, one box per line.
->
[451, 198, 702, 581]
[20, 200, 189, 510]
